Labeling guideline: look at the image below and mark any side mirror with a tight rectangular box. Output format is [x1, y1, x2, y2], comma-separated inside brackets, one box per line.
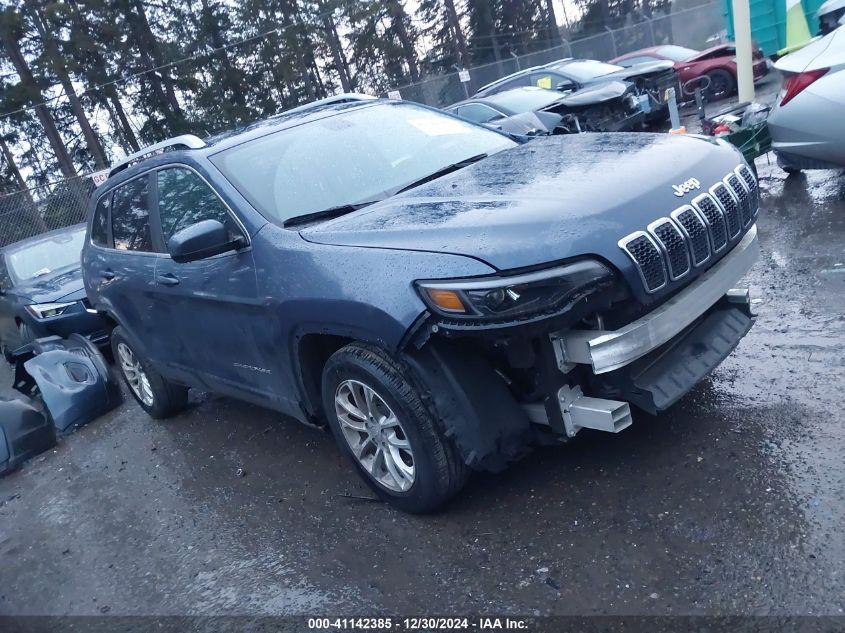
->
[556, 82, 575, 92]
[168, 219, 243, 264]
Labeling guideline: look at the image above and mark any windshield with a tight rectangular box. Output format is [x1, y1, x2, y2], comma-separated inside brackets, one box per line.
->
[487, 88, 563, 113]
[210, 102, 516, 223]
[555, 60, 623, 80]
[656, 45, 699, 61]
[6, 228, 85, 284]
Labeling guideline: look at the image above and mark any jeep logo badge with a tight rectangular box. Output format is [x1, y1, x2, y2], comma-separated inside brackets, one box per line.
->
[672, 177, 701, 197]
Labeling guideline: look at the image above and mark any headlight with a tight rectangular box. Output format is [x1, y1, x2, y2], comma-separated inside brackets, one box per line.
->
[25, 301, 77, 320]
[416, 259, 614, 323]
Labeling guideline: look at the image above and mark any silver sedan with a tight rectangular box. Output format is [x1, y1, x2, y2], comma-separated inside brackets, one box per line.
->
[768, 24, 845, 172]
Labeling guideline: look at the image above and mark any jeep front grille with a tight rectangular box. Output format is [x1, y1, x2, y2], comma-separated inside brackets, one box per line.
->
[736, 164, 759, 221]
[619, 165, 758, 293]
[648, 219, 690, 280]
[725, 173, 753, 227]
[711, 182, 742, 239]
[619, 233, 667, 292]
[671, 205, 710, 267]
[692, 193, 728, 252]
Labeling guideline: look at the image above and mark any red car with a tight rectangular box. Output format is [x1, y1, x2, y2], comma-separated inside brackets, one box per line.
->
[611, 44, 769, 101]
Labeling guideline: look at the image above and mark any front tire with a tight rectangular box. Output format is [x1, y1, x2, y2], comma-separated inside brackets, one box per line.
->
[322, 343, 469, 513]
[111, 326, 188, 419]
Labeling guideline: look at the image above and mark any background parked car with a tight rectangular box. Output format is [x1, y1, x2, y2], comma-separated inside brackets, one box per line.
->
[611, 44, 769, 101]
[474, 58, 677, 123]
[817, 0, 845, 35]
[0, 225, 110, 360]
[768, 24, 845, 171]
[445, 84, 644, 134]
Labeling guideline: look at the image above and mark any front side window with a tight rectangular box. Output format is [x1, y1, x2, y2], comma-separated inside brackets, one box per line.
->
[5, 228, 86, 283]
[157, 167, 240, 244]
[91, 193, 111, 247]
[529, 72, 568, 90]
[111, 175, 153, 252]
[210, 102, 516, 224]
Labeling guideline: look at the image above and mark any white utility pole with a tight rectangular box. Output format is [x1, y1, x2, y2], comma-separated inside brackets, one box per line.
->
[732, 0, 755, 101]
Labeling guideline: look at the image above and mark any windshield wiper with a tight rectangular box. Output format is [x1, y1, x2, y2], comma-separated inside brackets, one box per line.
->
[393, 153, 488, 194]
[283, 200, 381, 228]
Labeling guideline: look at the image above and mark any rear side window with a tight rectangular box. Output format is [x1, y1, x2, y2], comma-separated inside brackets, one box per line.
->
[111, 176, 153, 252]
[497, 75, 530, 92]
[91, 193, 111, 247]
[156, 167, 239, 244]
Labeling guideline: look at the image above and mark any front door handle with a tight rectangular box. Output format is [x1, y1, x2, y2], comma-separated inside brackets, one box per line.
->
[156, 273, 180, 286]
[101, 270, 115, 280]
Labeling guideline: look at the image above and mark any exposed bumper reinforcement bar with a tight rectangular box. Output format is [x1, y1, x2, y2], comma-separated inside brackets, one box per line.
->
[552, 224, 759, 374]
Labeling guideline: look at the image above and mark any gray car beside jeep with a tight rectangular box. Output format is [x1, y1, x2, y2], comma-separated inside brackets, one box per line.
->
[82, 97, 760, 512]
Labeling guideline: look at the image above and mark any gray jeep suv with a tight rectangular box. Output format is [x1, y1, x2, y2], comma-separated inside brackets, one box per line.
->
[82, 97, 760, 512]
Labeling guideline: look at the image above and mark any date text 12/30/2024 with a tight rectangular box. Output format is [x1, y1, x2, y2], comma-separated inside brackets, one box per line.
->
[308, 618, 529, 630]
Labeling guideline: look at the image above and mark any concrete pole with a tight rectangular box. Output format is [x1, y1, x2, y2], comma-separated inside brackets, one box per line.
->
[732, 0, 755, 102]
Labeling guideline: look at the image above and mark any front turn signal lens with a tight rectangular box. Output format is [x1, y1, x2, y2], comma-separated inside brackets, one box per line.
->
[425, 289, 466, 313]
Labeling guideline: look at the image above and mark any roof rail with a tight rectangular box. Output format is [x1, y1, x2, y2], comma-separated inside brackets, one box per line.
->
[108, 134, 207, 177]
[283, 93, 377, 116]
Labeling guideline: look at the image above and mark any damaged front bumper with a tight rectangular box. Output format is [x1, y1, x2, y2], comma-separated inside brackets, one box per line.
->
[551, 225, 760, 374]
[12, 334, 122, 432]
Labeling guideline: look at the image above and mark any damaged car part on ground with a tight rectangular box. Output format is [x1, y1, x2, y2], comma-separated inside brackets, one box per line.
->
[8, 334, 122, 433]
[0, 396, 55, 476]
[1, 334, 120, 475]
[444, 85, 644, 134]
[82, 98, 761, 513]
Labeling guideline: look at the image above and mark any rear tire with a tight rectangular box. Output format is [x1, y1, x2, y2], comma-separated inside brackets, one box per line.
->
[704, 69, 735, 101]
[322, 342, 469, 513]
[111, 326, 188, 419]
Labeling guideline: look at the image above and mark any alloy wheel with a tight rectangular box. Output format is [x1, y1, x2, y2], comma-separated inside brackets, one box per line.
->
[117, 342, 154, 407]
[334, 379, 415, 492]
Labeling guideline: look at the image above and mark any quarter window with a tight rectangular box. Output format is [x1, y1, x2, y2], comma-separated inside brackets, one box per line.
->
[91, 193, 111, 247]
[111, 176, 153, 252]
[457, 104, 504, 124]
[156, 167, 239, 244]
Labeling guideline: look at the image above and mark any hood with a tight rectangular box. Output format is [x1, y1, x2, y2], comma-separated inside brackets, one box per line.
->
[591, 60, 675, 82]
[300, 133, 745, 279]
[556, 80, 630, 106]
[11, 266, 86, 303]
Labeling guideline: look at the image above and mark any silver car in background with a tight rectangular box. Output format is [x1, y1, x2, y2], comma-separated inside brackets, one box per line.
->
[768, 25, 845, 172]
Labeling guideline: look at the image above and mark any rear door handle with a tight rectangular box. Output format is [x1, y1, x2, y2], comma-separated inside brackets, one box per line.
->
[156, 273, 180, 286]
[101, 270, 115, 280]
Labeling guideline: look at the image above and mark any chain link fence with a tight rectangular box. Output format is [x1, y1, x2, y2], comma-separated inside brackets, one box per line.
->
[0, 1, 727, 248]
[392, 1, 725, 107]
[0, 176, 94, 248]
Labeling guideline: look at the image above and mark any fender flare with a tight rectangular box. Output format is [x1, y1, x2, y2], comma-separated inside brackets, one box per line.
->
[401, 339, 533, 472]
